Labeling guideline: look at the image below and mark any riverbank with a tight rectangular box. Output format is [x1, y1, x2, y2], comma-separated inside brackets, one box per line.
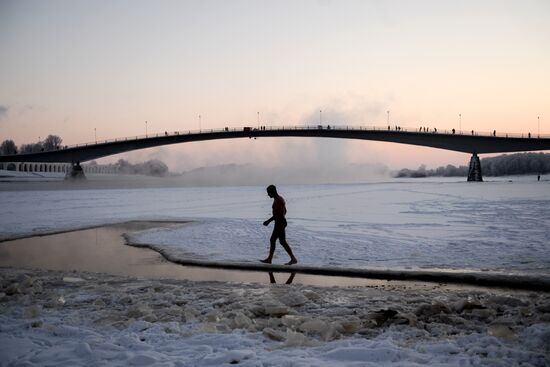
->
[1, 266, 549, 366]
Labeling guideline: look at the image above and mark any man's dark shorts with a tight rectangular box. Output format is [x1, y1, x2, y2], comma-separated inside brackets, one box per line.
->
[271, 219, 287, 241]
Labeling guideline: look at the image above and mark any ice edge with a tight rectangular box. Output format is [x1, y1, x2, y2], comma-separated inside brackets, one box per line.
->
[124, 234, 550, 292]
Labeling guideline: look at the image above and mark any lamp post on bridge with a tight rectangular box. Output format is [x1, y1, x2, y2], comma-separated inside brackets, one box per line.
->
[94, 128, 97, 143]
[387, 110, 390, 126]
[538, 116, 540, 138]
[319, 110, 322, 125]
[199, 114, 202, 132]
[145, 121, 148, 138]
[459, 113, 462, 133]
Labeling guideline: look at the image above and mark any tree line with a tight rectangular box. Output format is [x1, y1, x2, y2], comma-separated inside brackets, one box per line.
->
[0, 135, 63, 155]
[394, 152, 550, 177]
[0, 136, 168, 177]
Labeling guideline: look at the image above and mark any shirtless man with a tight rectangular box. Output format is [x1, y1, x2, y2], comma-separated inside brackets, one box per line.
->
[261, 185, 298, 265]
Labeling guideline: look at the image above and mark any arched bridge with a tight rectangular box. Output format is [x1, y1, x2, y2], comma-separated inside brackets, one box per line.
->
[2, 125, 549, 181]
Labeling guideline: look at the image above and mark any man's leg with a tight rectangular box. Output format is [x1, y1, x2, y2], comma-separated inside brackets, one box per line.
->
[261, 232, 278, 264]
[285, 272, 296, 284]
[279, 231, 297, 265]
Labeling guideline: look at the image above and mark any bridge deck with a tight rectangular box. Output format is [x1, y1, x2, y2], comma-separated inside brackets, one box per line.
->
[1, 125, 550, 163]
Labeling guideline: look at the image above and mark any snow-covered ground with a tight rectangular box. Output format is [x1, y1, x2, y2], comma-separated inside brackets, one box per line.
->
[1, 178, 549, 366]
[1, 268, 549, 366]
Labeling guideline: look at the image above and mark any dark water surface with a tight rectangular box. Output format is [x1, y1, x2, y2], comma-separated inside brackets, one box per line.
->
[2, 222, 545, 291]
[0, 222, 397, 287]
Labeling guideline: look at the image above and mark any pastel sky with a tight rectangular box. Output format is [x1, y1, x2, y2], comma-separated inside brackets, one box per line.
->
[0, 0, 548, 171]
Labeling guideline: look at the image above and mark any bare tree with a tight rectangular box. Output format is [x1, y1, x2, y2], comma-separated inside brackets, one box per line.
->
[0, 139, 17, 155]
[43, 135, 63, 151]
[20, 142, 44, 153]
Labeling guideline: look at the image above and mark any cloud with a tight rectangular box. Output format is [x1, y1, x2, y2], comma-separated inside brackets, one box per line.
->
[176, 162, 389, 186]
[0, 105, 8, 120]
[18, 104, 48, 115]
[18, 104, 33, 115]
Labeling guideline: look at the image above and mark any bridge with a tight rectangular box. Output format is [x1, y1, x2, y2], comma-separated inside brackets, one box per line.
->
[1, 125, 549, 181]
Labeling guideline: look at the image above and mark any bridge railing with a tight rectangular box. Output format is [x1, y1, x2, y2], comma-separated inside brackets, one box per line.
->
[11, 125, 550, 154]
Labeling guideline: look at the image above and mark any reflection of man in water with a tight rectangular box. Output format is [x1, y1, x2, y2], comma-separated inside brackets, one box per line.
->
[268, 272, 296, 284]
[261, 185, 298, 265]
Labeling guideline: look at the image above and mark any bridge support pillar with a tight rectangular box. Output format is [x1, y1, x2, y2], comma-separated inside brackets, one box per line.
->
[65, 162, 86, 180]
[467, 153, 483, 182]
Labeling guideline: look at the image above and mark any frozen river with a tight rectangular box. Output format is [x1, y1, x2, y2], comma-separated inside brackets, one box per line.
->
[1, 177, 549, 276]
[1, 176, 549, 366]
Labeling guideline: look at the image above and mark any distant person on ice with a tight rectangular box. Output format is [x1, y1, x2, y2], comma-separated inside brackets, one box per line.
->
[261, 185, 298, 265]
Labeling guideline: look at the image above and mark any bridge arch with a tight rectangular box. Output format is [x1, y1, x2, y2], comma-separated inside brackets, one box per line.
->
[1, 126, 549, 181]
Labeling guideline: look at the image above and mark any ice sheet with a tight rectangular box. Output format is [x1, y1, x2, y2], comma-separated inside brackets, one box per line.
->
[1, 181, 549, 274]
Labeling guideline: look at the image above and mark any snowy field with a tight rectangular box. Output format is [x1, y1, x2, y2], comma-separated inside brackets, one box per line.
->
[1, 178, 550, 366]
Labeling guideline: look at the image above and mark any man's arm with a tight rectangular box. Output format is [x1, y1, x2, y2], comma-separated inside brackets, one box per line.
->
[263, 216, 274, 226]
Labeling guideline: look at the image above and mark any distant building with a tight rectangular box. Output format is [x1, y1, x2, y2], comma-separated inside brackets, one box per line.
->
[0, 162, 117, 174]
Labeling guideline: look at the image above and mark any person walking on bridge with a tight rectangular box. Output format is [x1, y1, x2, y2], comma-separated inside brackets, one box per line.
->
[261, 185, 298, 265]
